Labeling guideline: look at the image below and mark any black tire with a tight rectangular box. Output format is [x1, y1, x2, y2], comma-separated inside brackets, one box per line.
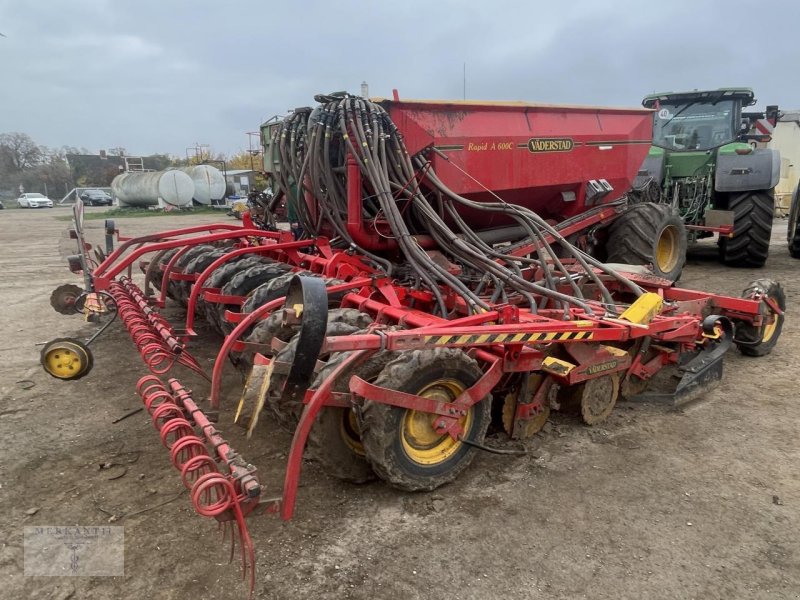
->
[788, 184, 800, 259]
[718, 190, 774, 268]
[176, 247, 230, 307]
[167, 245, 216, 301]
[359, 348, 492, 492]
[305, 341, 395, 484]
[606, 202, 687, 281]
[240, 270, 314, 316]
[266, 310, 374, 430]
[204, 256, 271, 334]
[234, 274, 350, 371]
[734, 279, 785, 357]
[147, 248, 179, 292]
[40, 337, 94, 381]
[217, 262, 292, 335]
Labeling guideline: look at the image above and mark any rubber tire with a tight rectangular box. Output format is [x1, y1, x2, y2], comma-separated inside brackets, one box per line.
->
[788, 184, 800, 258]
[217, 262, 293, 335]
[235, 276, 350, 372]
[148, 248, 179, 292]
[240, 270, 314, 317]
[735, 278, 785, 357]
[359, 348, 492, 492]
[718, 190, 774, 268]
[266, 310, 374, 430]
[305, 337, 395, 484]
[606, 202, 687, 281]
[40, 337, 94, 381]
[204, 256, 271, 334]
[176, 247, 230, 307]
[166, 245, 216, 301]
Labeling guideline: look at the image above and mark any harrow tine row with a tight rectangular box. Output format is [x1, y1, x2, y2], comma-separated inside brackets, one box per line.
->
[110, 278, 205, 377]
[136, 375, 259, 598]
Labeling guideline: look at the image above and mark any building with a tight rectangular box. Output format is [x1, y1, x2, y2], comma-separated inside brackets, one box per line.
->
[224, 169, 258, 197]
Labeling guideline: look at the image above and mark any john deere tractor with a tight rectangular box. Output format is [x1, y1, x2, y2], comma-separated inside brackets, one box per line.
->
[631, 88, 780, 268]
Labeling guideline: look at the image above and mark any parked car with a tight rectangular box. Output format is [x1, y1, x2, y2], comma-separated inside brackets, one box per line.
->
[18, 193, 54, 208]
[79, 189, 113, 206]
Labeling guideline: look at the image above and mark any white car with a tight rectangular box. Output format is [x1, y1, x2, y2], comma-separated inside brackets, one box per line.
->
[18, 193, 54, 208]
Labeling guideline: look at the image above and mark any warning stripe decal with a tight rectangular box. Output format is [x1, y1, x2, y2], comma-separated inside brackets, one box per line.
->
[423, 330, 594, 345]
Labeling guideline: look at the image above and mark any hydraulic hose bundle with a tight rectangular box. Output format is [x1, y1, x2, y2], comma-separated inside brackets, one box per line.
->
[274, 94, 645, 316]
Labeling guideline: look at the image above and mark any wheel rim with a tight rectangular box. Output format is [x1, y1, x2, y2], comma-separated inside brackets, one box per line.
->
[655, 224, 680, 273]
[339, 409, 366, 455]
[44, 345, 85, 379]
[400, 378, 472, 466]
[762, 314, 779, 342]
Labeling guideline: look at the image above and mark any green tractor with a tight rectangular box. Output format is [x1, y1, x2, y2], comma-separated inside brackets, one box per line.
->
[631, 88, 780, 268]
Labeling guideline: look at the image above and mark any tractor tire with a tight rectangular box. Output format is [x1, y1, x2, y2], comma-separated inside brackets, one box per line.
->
[176, 247, 230, 307]
[204, 256, 271, 334]
[718, 190, 774, 268]
[734, 279, 785, 357]
[216, 263, 293, 335]
[167, 245, 216, 301]
[359, 348, 492, 492]
[788, 184, 800, 258]
[305, 338, 396, 484]
[606, 202, 687, 281]
[267, 310, 374, 430]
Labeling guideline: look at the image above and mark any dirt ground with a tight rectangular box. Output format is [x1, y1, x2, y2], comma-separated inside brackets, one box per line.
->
[2, 206, 799, 600]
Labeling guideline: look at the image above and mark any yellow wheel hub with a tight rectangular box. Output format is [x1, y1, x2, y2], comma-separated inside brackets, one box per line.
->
[340, 409, 365, 456]
[655, 224, 680, 274]
[762, 315, 778, 342]
[400, 378, 472, 466]
[44, 345, 84, 379]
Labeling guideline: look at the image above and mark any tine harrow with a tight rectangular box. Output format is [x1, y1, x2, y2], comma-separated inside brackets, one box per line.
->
[110, 278, 204, 377]
[137, 375, 259, 597]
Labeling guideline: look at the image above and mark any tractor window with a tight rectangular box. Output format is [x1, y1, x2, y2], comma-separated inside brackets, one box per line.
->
[652, 99, 737, 151]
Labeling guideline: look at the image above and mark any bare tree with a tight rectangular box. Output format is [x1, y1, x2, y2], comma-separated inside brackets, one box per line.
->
[0, 132, 43, 171]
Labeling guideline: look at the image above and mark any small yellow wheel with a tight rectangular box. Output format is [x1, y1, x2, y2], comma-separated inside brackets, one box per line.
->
[41, 338, 93, 381]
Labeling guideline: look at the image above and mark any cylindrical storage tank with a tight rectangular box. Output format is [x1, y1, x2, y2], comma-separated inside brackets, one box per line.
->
[178, 165, 226, 205]
[111, 170, 194, 208]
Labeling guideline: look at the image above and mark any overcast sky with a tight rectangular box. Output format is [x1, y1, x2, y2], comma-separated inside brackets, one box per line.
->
[1, 0, 798, 157]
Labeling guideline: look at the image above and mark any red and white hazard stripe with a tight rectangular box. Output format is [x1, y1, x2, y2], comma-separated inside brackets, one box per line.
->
[754, 118, 774, 136]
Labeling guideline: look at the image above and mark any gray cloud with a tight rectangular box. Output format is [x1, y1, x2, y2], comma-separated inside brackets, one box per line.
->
[1, 0, 798, 156]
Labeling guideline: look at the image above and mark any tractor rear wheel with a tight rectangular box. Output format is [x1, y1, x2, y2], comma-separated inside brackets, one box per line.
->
[734, 278, 785, 357]
[606, 202, 687, 281]
[718, 190, 774, 267]
[788, 184, 800, 258]
[359, 349, 492, 492]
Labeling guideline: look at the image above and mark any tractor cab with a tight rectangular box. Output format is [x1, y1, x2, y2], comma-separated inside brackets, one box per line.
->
[643, 88, 755, 152]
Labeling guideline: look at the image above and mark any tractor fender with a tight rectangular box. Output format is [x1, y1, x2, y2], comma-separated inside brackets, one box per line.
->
[715, 148, 780, 193]
[633, 154, 664, 189]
